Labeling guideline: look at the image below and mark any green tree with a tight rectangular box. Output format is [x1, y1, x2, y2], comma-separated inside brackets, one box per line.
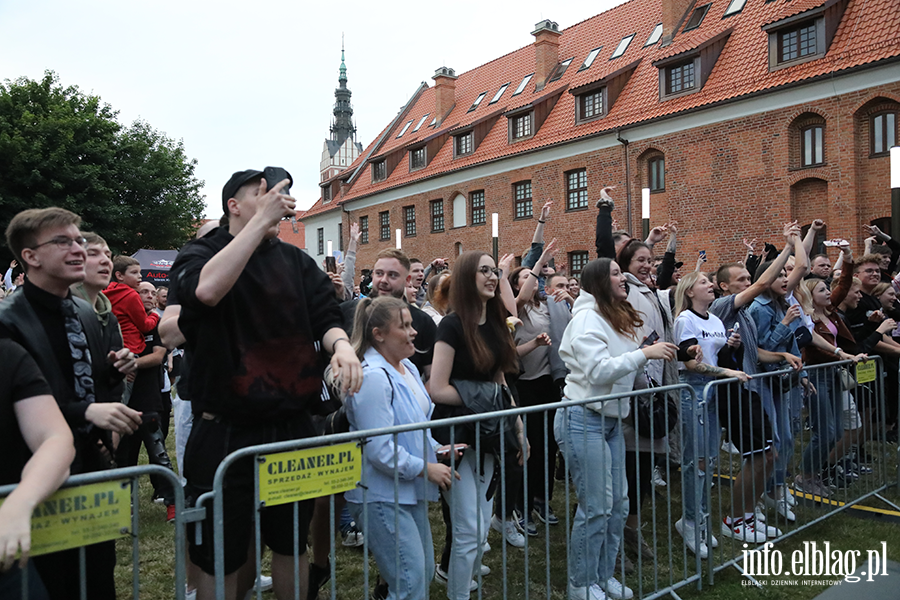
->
[0, 71, 205, 256]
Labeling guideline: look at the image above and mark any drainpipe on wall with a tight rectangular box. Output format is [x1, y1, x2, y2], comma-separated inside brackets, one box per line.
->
[617, 132, 632, 236]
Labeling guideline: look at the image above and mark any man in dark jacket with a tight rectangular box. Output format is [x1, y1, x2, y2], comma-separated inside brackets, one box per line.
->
[0, 207, 139, 600]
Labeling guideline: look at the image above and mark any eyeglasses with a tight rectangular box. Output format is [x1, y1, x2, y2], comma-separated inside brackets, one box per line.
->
[860, 268, 879, 274]
[477, 266, 502, 278]
[30, 235, 87, 250]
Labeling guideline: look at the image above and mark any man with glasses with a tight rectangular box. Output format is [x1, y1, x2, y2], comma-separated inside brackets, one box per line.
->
[0, 207, 139, 599]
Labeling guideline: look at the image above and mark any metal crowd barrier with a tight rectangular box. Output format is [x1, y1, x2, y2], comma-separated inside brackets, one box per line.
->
[0, 464, 187, 600]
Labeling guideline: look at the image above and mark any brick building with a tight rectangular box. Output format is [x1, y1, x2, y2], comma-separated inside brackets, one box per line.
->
[300, 0, 900, 278]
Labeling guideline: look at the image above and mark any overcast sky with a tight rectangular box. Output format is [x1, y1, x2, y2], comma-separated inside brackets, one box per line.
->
[1, 0, 624, 217]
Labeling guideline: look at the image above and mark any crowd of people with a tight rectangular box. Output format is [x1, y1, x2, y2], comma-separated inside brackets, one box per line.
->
[0, 170, 898, 600]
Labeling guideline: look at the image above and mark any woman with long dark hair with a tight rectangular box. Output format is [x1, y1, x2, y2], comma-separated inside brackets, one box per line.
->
[429, 251, 522, 600]
[556, 258, 676, 600]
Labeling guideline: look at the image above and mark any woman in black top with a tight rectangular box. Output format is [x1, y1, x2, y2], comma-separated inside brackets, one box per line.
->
[429, 251, 520, 600]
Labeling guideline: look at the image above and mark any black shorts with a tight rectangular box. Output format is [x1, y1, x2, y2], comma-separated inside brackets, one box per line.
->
[717, 384, 773, 457]
[185, 416, 315, 575]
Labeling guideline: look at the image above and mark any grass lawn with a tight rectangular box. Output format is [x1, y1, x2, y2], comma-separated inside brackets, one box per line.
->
[115, 430, 900, 600]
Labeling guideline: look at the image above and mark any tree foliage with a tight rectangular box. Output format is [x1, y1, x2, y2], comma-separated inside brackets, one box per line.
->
[0, 71, 205, 255]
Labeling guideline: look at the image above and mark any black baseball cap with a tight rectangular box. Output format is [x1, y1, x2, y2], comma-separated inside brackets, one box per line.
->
[221, 167, 294, 214]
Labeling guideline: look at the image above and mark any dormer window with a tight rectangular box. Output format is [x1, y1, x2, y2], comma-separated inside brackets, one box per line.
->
[322, 185, 332, 203]
[509, 112, 533, 141]
[653, 29, 731, 100]
[372, 160, 386, 183]
[455, 131, 474, 157]
[779, 20, 818, 63]
[763, 1, 844, 73]
[410, 147, 426, 171]
[666, 60, 697, 95]
[576, 88, 606, 123]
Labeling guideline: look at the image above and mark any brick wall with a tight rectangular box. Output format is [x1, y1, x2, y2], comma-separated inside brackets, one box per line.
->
[341, 82, 900, 282]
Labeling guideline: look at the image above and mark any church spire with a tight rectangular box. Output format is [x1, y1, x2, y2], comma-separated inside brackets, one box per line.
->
[331, 37, 356, 145]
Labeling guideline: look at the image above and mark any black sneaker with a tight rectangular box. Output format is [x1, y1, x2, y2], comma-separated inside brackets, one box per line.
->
[533, 502, 559, 525]
[856, 447, 876, 464]
[371, 580, 389, 600]
[514, 509, 538, 536]
[307, 561, 330, 600]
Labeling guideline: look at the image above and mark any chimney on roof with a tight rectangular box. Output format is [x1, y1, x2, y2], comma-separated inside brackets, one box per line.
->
[432, 67, 457, 126]
[661, 0, 695, 46]
[532, 20, 561, 87]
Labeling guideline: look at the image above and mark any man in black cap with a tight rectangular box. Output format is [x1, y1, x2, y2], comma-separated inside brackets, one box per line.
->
[170, 169, 362, 600]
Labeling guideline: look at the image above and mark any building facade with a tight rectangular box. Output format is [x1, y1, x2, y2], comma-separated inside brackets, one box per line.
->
[301, 0, 900, 279]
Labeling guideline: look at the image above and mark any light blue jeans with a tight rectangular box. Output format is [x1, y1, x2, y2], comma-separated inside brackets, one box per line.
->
[441, 451, 494, 600]
[801, 367, 842, 476]
[348, 500, 434, 600]
[554, 405, 627, 588]
[771, 384, 794, 489]
[680, 374, 720, 524]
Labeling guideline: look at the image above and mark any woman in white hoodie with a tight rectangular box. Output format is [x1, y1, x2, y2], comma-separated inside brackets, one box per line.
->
[556, 258, 677, 600]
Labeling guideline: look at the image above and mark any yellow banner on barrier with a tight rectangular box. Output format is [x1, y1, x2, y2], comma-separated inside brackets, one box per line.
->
[0, 480, 131, 557]
[258, 443, 361, 507]
[856, 361, 877, 384]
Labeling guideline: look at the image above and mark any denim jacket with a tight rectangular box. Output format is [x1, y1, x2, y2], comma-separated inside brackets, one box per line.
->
[344, 348, 440, 505]
[747, 295, 806, 377]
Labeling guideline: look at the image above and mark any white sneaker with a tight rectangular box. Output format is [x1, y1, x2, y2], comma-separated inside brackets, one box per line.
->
[253, 575, 272, 592]
[721, 440, 741, 455]
[569, 583, 607, 600]
[185, 587, 197, 600]
[776, 485, 797, 507]
[479, 564, 491, 576]
[675, 518, 708, 559]
[482, 540, 491, 553]
[721, 517, 767, 543]
[491, 514, 525, 548]
[243, 575, 273, 600]
[434, 566, 478, 591]
[761, 492, 796, 521]
[599, 577, 633, 600]
[651, 466, 667, 487]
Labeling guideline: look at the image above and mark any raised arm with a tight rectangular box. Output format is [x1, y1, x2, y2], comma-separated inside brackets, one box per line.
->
[533, 201, 551, 244]
[656, 222, 678, 289]
[194, 178, 294, 307]
[864, 224, 900, 274]
[595, 187, 617, 259]
[517, 240, 556, 310]
[734, 222, 800, 309]
[497, 253, 517, 317]
[787, 224, 812, 294]
[341, 222, 360, 299]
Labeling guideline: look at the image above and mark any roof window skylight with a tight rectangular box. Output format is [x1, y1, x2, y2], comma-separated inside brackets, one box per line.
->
[611, 34, 635, 59]
[489, 83, 510, 104]
[397, 120, 413, 138]
[412, 114, 430, 132]
[645, 23, 663, 46]
[512, 73, 534, 96]
[723, 0, 747, 16]
[468, 92, 487, 112]
[429, 117, 436, 127]
[548, 58, 573, 82]
[579, 47, 603, 71]
[684, 4, 711, 31]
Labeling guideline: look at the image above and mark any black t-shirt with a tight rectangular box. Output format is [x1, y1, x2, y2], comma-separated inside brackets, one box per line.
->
[0, 339, 54, 486]
[166, 276, 192, 401]
[340, 297, 436, 374]
[170, 227, 343, 423]
[845, 292, 883, 348]
[435, 313, 507, 381]
[129, 327, 164, 413]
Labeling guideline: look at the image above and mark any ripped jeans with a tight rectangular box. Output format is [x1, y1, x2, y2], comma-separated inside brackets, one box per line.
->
[680, 374, 720, 524]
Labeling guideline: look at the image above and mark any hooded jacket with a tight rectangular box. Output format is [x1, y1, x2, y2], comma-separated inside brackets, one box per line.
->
[104, 281, 159, 354]
[559, 291, 647, 418]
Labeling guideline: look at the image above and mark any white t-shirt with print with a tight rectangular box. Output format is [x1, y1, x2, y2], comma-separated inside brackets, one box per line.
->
[674, 309, 728, 371]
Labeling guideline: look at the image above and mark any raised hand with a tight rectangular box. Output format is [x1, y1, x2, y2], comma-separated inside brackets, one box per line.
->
[811, 219, 826, 231]
[742, 238, 757, 253]
[540, 201, 552, 221]
[498, 253, 515, 273]
[350, 222, 361, 243]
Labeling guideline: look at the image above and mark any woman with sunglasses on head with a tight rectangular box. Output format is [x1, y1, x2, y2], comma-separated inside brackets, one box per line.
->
[556, 257, 677, 600]
[344, 296, 459, 600]
[429, 251, 523, 600]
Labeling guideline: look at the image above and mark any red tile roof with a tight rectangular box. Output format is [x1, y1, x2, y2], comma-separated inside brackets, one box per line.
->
[338, 0, 900, 203]
[277, 220, 305, 249]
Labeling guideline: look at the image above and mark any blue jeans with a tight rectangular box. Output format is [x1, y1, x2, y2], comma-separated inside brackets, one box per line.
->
[348, 500, 434, 600]
[680, 375, 720, 524]
[554, 405, 627, 587]
[771, 385, 794, 488]
[801, 368, 842, 476]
